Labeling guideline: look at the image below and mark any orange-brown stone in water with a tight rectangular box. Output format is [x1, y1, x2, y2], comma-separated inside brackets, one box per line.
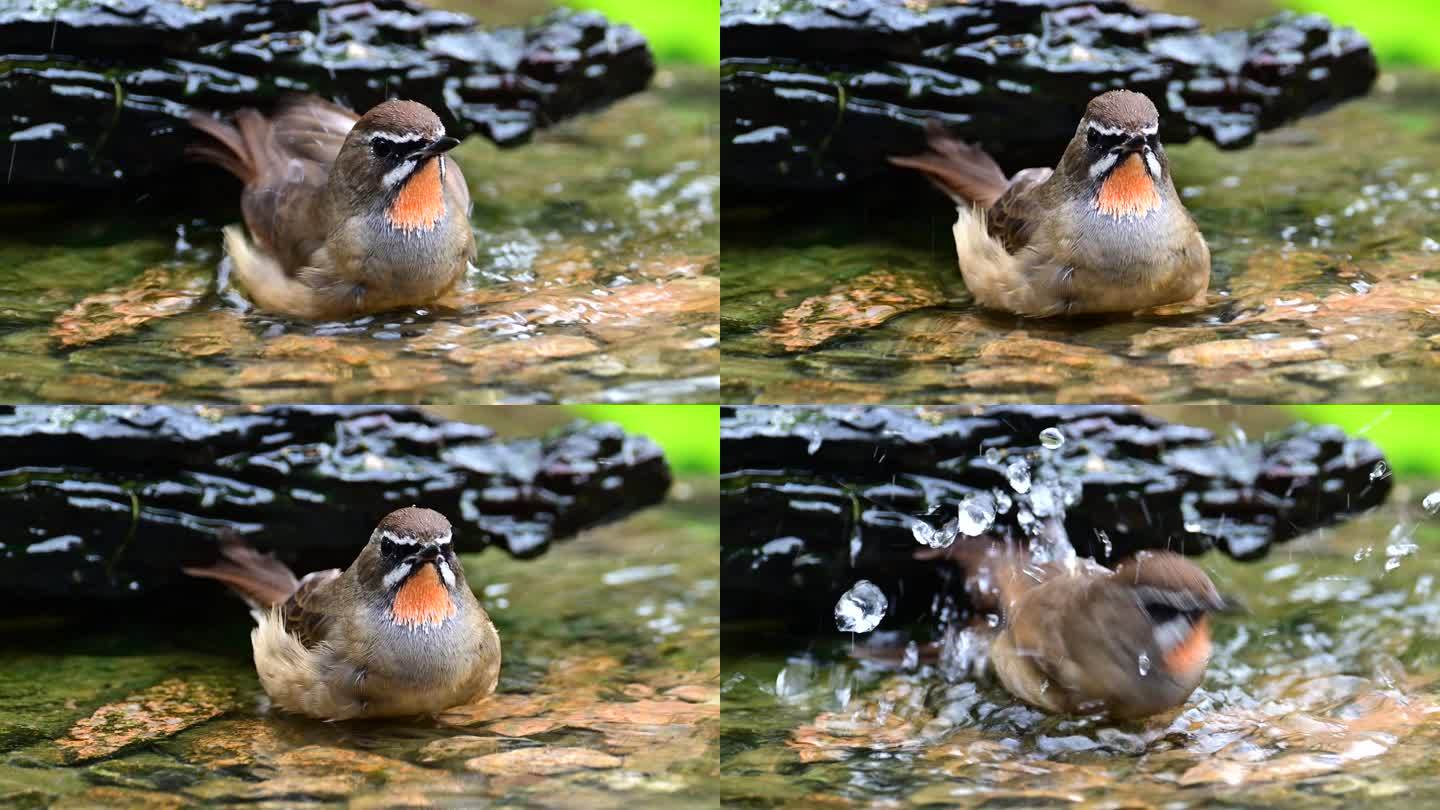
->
[390, 563, 456, 628]
[387, 158, 446, 233]
[1095, 153, 1161, 219]
[1162, 615, 1212, 678]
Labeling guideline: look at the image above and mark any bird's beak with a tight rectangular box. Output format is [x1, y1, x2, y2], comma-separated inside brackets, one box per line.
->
[1122, 134, 1148, 153]
[409, 136, 461, 161]
[416, 545, 441, 562]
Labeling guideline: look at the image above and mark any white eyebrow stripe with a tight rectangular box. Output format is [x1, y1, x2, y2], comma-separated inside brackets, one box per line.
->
[377, 530, 452, 546]
[383, 562, 413, 590]
[370, 131, 423, 144]
[1087, 121, 1159, 137]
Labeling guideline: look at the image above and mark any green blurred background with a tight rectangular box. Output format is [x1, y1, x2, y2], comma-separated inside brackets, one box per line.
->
[570, 405, 719, 475]
[569, 0, 718, 64]
[1288, 0, 1440, 68]
[552, 406, 1439, 481]
[1147, 0, 1440, 68]
[1290, 406, 1440, 478]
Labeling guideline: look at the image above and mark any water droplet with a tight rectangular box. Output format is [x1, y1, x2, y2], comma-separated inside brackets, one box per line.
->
[911, 520, 935, 547]
[911, 518, 957, 549]
[983, 447, 1002, 464]
[1039, 427, 1065, 449]
[1370, 461, 1390, 482]
[1138, 653, 1151, 677]
[1006, 459, 1031, 493]
[957, 495, 996, 536]
[835, 580, 887, 633]
[1354, 546, 1373, 562]
[901, 641, 919, 670]
[993, 490, 1013, 514]
[1423, 491, 1440, 515]
[1095, 529, 1112, 557]
[1030, 484, 1057, 518]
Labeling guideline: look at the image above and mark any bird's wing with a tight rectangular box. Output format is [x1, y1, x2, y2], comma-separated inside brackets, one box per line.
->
[269, 95, 360, 166]
[987, 167, 1054, 253]
[281, 568, 343, 649]
[239, 96, 359, 273]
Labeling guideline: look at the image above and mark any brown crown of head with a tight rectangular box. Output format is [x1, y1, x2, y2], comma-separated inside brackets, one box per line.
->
[1113, 550, 1223, 608]
[1085, 90, 1159, 133]
[355, 99, 445, 140]
[374, 506, 452, 542]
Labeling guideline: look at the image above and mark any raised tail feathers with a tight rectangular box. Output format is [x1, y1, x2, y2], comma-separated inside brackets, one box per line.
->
[183, 530, 300, 611]
[186, 109, 272, 186]
[887, 120, 1009, 208]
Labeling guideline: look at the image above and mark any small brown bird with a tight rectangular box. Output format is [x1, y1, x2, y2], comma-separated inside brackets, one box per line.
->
[889, 90, 1210, 317]
[189, 96, 475, 320]
[185, 506, 501, 720]
[922, 541, 1227, 720]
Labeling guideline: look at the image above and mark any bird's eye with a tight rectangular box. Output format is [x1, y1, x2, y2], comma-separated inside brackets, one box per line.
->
[380, 538, 397, 556]
[371, 139, 400, 160]
[1087, 129, 1123, 151]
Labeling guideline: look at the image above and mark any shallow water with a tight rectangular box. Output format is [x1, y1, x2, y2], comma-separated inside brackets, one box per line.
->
[0, 66, 718, 404]
[721, 480, 1440, 807]
[721, 71, 1440, 404]
[0, 479, 719, 808]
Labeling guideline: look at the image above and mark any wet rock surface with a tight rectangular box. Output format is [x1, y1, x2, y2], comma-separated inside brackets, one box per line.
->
[722, 71, 1440, 404]
[0, 485, 719, 806]
[721, 0, 1376, 195]
[0, 405, 671, 600]
[0, 0, 652, 192]
[721, 405, 1390, 626]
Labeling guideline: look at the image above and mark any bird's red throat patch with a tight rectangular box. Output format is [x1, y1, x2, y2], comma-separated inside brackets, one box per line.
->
[387, 158, 446, 233]
[1095, 153, 1161, 219]
[390, 563, 456, 628]
[1163, 615, 1212, 677]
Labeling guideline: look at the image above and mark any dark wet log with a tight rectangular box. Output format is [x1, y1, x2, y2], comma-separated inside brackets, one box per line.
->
[0, 1, 653, 192]
[721, 405, 1390, 626]
[0, 405, 671, 600]
[721, 1, 1377, 196]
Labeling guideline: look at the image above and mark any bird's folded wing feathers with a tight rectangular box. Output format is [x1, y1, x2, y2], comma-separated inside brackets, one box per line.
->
[988, 167, 1053, 253]
[283, 568, 343, 649]
[241, 96, 357, 271]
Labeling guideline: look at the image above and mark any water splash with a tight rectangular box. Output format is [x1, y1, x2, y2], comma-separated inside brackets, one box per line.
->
[835, 580, 887, 633]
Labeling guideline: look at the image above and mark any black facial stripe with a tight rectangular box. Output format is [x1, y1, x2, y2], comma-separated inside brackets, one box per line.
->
[1142, 601, 1201, 626]
[370, 135, 425, 162]
[1086, 129, 1126, 151]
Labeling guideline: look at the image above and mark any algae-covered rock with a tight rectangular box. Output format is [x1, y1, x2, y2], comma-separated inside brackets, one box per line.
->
[57, 679, 237, 763]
